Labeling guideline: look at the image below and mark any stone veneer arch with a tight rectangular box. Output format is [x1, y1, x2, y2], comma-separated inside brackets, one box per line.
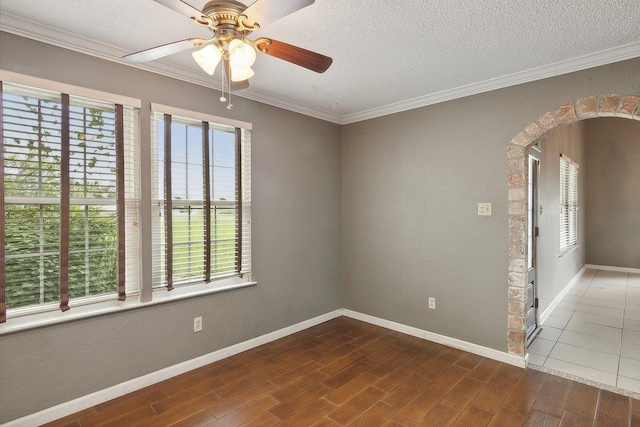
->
[506, 94, 640, 359]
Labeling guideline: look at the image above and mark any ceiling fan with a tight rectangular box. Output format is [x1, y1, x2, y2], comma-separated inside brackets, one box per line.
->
[124, 0, 333, 108]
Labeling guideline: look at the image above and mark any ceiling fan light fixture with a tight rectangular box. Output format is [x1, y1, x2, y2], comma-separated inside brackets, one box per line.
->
[192, 44, 222, 75]
[124, 0, 333, 110]
[228, 38, 256, 69]
[230, 66, 254, 82]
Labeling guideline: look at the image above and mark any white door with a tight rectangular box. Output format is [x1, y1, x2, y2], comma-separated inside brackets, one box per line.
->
[526, 148, 541, 344]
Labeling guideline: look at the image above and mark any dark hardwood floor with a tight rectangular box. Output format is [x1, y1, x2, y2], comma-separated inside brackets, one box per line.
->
[44, 317, 640, 427]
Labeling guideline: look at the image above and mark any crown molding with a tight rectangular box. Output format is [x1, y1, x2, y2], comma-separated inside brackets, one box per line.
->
[2, 12, 639, 126]
[341, 40, 640, 124]
[0, 13, 343, 124]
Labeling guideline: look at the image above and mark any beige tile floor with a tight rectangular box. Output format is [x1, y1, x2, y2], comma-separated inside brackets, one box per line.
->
[528, 268, 640, 394]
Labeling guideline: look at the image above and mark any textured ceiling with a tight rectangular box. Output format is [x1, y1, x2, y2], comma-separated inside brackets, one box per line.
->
[1, 0, 639, 124]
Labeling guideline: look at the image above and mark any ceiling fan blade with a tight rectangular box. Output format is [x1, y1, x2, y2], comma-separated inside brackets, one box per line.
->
[257, 39, 332, 73]
[153, 0, 202, 19]
[123, 39, 195, 63]
[223, 59, 250, 91]
[241, 0, 314, 28]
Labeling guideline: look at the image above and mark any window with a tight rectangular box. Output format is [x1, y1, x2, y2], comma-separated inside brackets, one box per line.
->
[0, 81, 140, 322]
[151, 105, 251, 290]
[0, 77, 252, 329]
[559, 153, 578, 252]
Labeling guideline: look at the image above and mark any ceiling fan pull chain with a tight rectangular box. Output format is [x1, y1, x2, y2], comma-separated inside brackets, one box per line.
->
[220, 67, 226, 103]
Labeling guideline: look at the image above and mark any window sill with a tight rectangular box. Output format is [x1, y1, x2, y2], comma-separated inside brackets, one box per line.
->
[559, 244, 580, 258]
[0, 276, 256, 336]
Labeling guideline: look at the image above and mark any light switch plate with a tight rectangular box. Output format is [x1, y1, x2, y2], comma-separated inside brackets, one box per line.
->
[478, 203, 492, 216]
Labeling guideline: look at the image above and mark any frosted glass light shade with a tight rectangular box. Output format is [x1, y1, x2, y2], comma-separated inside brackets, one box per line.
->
[192, 45, 222, 75]
[230, 67, 254, 82]
[229, 39, 256, 69]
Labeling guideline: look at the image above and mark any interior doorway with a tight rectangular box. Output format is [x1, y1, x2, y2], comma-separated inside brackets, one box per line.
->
[507, 99, 640, 396]
[505, 94, 640, 359]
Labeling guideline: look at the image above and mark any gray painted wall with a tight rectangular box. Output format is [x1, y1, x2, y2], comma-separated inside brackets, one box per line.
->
[535, 123, 587, 315]
[342, 57, 640, 352]
[584, 118, 640, 268]
[0, 33, 342, 423]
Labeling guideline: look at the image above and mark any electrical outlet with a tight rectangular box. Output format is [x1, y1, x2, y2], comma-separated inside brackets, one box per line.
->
[428, 297, 436, 310]
[478, 203, 492, 216]
[193, 316, 202, 332]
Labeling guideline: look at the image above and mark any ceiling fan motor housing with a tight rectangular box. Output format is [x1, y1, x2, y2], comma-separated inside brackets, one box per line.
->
[198, 0, 254, 45]
[202, 1, 248, 26]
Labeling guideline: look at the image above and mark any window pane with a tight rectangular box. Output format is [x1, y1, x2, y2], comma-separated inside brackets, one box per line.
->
[210, 129, 235, 201]
[68, 205, 118, 298]
[69, 105, 117, 200]
[212, 166, 235, 201]
[171, 121, 203, 200]
[172, 205, 205, 283]
[210, 206, 236, 276]
[3, 91, 62, 197]
[211, 129, 235, 168]
[4, 204, 60, 309]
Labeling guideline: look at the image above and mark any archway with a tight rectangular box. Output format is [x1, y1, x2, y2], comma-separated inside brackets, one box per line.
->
[506, 94, 640, 358]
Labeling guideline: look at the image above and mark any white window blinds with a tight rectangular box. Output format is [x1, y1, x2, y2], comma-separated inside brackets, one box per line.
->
[0, 81, 140, 321]
[151, 109, 251, 289]
[559, 153, 578, 251]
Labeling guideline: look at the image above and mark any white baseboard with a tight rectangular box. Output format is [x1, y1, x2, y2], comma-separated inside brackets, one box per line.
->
[586, 264, 640, 274]
[342, 309, 525, 368]
[540, 265, 587, 324]
[3, 309, 343, 427]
